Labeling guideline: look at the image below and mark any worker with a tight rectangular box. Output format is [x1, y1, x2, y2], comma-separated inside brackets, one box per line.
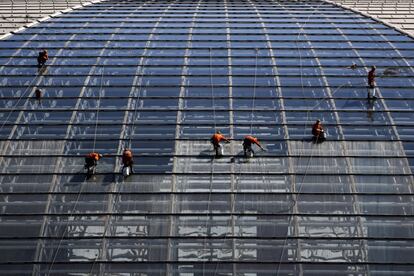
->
[367, 65, 377, 99]
[84, 152, 103, 176]
[243, 135, 265, 157]
[122, 148, 134, 175]
[34, 88, 42, 103]
[312, 119, 326, 143]
[210, 130, 230, 157]
[37, 49, 48, 68]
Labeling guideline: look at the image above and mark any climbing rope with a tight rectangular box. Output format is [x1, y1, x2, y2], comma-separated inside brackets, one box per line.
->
[47, 65, 105, 275]
[209, 47, 217, 132]
[92, 64, 105, 152]
[202, 158, 215, 276]
[274, 1, 346, 274]
[275, 147, 316, 276]
[0, 73, 40, 134]
[46, 181, 88, 275]
[250, 48, 259, 135]
[128, 62, 145, 149]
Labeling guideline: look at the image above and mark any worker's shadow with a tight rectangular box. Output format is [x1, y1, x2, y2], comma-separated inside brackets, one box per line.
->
[308, 136, 325, 144]
[63, 171, 115, 187]
[198, 149, 243, 164]
[231, 151, 253, 164]
[63, 171, 85, 187]
[101, 174, 116, 186]
[198, 149, 228, 163]
[198, 149, 214, 157]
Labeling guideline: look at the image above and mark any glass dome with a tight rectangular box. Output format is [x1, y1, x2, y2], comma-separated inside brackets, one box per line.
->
[0, 0, 413, 274]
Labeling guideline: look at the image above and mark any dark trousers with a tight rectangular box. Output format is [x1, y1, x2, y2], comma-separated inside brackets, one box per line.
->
[37, 57, 46, 68]
[243, 144, 254, 156]
[84, 157, 96, 169]
[122, 160, 134, 173]
[212, 142, 221, 157]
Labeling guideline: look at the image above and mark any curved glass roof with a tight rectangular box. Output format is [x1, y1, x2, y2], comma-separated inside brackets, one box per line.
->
[0, 0, 413, 274]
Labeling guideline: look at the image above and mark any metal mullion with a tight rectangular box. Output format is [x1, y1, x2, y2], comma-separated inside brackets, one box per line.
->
[103, 0, 156, 226]
[25, 25, 399, 30]
[0, 73, 413, 78]
[4, 190, 414, 196]
[224, 1, 236, 272]
[96, 23, 128, 276]
[9, 31, 409, 38]
[2, 212, 413, 218]
[3, 95, 414, 101]
[169, 1, 201, 272]
[4, 121, 414, 128]
[31, 19, 126, 273]
[9, 73, 414, 78]
[3, 62, 414, 68]
[5, 235, 414, 241]
[249, 1, 301, 271]
[2, 136, 414, 143]
[8, 45, 414, 51]
[10, 37, 411, 42]
[304, 28, 370, 270]
[1, 171, 412, 177]
[6, 108, 414, 114]
[96, 1, 167, 274]
[332, 22, 414, 270]
[365, 26, 414, 191]
[4, 153, 413, 159]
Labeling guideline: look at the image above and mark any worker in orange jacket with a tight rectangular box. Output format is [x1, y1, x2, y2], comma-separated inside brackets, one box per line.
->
[84, 152, 103, 174]
[243, 135, 265, 157]
[312, 119, 326, 143]
[122, 148, 134, 174]
[210, 130, 230, 157]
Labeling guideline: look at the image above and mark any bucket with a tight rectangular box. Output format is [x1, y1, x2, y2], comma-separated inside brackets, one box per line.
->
[123, 166, 130, 177]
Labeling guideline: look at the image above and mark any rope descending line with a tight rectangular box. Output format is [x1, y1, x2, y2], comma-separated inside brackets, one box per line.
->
[0, 73, 40, 134]
[92, 63, 105, 152]
[209, 47, 217, 132]
[128, 61, 146, 149]
[250, 48, 259, 135]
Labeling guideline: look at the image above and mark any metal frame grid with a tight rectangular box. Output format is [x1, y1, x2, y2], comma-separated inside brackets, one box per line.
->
[0, 0, 413, 275]
[0, 0, 93, 36]
[331, 0, 414, 37]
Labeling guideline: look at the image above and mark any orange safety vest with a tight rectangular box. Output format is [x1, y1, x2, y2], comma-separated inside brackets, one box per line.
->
[122, 150, 133, 163]
[245, 135, 258, 144]
[211, 133, 227, 144]
[88, 152, 100, 161]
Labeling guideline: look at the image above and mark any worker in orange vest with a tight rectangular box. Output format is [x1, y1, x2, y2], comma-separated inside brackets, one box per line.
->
[243, 135, 265, 157]
[210, 130, 230, 157]
[84, 152, 103, 176]
[312, 119, 326, 143]
[122, 148, 134, 174]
